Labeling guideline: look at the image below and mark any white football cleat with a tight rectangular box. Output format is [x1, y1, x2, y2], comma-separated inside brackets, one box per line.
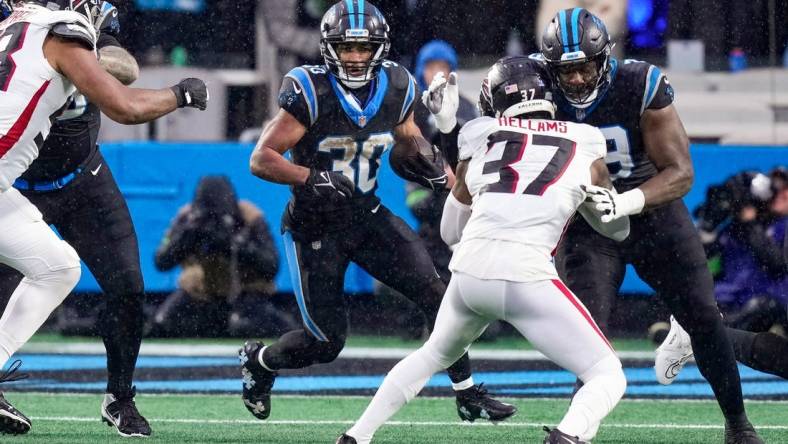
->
[655, 316, 694, 385]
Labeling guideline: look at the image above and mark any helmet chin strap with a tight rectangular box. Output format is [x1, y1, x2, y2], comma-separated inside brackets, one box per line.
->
[565, 88, 598, 108]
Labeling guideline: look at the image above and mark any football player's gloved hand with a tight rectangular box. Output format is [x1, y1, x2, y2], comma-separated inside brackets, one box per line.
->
[392, 145, 448, 191]
[94, 1, 120, 35]
[304, 169, 354, 202]
[581, 184, 645, 223]
[171, 78, 209, 110]
[421, 71, 459, 134]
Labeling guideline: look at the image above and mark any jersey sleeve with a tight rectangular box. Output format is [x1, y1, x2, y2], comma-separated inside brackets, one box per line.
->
[279, 67, 317, 128]
[589, 127, 607, 159]
[457, 116, 495, 161]
[640, 64, 674, 114]
[397, 70, 419, 124]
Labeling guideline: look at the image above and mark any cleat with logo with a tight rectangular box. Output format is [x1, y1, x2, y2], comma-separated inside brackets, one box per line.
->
[654, 316, 694, 385]
[455, 383, 517, 422]
[543, 426, 588, 443]
[240, 341, 277, 420]
[100, 387, 152, 438]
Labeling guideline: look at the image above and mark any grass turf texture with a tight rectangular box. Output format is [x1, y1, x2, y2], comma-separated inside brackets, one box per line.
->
[4, 393, 786, 443]
[26, 333, 656, 352]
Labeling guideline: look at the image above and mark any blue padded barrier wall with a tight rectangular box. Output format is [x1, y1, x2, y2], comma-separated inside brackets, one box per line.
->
[73, 143, 787, 294]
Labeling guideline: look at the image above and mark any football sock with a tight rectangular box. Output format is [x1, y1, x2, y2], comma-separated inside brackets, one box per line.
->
[347, 345, 441, 443]
[687, 316, 745, 418]
[100, 292, 144, 396]
[558, 355, 625, 442]
[0, 267, 80, 369]
[445, 352, 473, 384]
[451, 377, 474, 391]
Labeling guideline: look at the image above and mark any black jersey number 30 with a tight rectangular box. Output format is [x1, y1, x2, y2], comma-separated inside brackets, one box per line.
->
[482, 131, 576, 196]
[0, 22, 29, 92]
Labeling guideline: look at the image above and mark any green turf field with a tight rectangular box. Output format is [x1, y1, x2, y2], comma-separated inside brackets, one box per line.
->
[5, 393, 787, 443]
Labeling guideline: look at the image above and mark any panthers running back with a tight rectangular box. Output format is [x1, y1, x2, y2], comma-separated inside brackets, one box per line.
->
[540, 8, 762, 444]
[241, 0, 514, 425]
[339, 57, 627, 444]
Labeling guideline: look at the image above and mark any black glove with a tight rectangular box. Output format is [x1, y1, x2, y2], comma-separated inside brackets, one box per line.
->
[304, 169, 354, 202]
[391, 145, 448, 191]
[171, 78, 209, 110]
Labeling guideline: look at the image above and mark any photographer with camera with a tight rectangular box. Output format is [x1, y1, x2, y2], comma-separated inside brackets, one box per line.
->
[152, 176, 295, 337]
[696, 169, 788, 328]
[657, 168, 788, 382]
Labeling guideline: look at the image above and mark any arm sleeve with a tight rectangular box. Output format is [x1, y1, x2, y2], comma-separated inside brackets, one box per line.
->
[440, 192, 472, 246]
[278, 75, 312, 128]
[641, 65, 674, 114]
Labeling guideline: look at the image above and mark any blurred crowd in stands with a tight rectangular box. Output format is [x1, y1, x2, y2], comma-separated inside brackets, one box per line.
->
[119, 0, 786, 71]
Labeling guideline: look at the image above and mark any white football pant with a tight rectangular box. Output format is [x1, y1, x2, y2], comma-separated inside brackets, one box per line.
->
[347, 271, 626, 443]
[0, 188, 81, 368]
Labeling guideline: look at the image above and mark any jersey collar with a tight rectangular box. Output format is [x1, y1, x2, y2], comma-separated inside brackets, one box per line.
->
[329, 69, 389, 128]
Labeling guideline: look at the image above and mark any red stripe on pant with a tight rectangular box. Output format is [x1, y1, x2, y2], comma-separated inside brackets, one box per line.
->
[0, 80, 51, 158]
[551, 278, 614, 351]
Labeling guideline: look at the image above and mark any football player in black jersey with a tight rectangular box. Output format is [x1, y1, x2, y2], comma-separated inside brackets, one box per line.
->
[0, 2, 151, 437]
[239, 0, 515, 425]
[539, 8, 762, 444]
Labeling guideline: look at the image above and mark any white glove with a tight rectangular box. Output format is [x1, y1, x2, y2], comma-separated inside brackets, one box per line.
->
[421, 71, 459, 134]
[581, 184, 645, 223]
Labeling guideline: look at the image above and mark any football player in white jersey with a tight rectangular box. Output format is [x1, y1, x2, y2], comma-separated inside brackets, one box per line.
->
[0, 0, 208, 434]
[337, 57, 629, 444]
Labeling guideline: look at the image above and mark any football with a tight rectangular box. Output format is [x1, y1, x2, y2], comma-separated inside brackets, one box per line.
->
[390, 136, 438, 167]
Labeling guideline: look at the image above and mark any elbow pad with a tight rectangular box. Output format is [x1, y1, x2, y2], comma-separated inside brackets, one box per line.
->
[440, 192, 471, 246]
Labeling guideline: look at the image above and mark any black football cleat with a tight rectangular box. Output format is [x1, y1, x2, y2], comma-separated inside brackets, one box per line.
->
[100, 387, 152, 438]
[724, 420, 764, 444]
[0, 393, 30, 435]
[0, 360, 30, 435]
[239, 341, 277, 420]
[543, 426, 587, 444]
[336, 433, 358, 444]
[455, 383, 517, 422]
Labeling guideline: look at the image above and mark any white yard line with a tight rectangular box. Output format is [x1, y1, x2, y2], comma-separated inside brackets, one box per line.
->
[27, 416, 788, 430]
[19, 342, 657, 360]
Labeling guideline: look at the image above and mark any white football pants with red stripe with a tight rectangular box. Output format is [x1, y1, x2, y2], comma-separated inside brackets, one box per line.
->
[347, 271, 626, 443]
[0, 188, 81, 368]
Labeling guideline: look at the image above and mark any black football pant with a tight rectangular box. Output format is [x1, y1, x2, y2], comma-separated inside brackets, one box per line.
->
[262, 205, 473, 385]
[557, 200, 746, 419]
[0, 151, 144, 398]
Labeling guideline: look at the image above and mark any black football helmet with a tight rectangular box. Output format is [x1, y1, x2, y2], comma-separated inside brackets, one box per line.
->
[541, 8, 612, 106]
[320, 0, 390, 89]
[478, 56, 555, 119]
